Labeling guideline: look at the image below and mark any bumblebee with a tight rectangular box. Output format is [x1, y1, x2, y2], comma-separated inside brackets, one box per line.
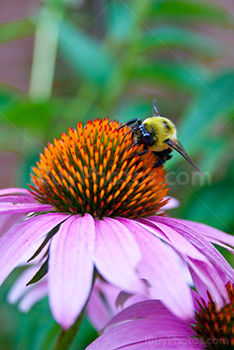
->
[118, 100, 201, 173]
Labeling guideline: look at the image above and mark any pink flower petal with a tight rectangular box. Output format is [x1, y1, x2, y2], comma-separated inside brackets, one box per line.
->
[144, 219, 209, 260]
[0, 195, 37, 203]
[86, 287, 112, 331]
[149, 217, 234, 281]
[87, 280, 148, 331]
[189, 261, 228, 308]
[180, 219, 234, 252]
[143, 219, 230, 307]
[87, 322, 196, 349]
[48, 214, 95, 329]
[8, 264, 48, 312]
[0, 213, 68, 286]
[86, 301, 200, 350]
[94, 218, 144, 294]
[107, 300, 181, 327]
[0, 188, 30, 196]
[8, 266, 40, 303]
[119, 218, 194, 320]
[201, 239, 234, 254]
[86, 281, 120, 331]
[0, 214, 24, 236]
[19, 281, 48, 312]
[0, 202, 54, 214]
[160, 196, 180, 210]
[116, 291, 147, 310]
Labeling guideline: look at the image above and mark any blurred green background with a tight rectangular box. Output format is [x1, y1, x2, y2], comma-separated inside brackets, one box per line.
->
[0, 0, 234, 348]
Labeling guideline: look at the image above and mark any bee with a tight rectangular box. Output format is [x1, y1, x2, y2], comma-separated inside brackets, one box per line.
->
[118, 100, 201, 173]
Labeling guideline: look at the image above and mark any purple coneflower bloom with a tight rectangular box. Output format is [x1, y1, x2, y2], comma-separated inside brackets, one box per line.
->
[86, 282, 234, 350]
[0, 119, 234, 329]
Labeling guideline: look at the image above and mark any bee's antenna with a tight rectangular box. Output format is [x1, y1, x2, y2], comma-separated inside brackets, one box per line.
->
[153, 99, 161, 117]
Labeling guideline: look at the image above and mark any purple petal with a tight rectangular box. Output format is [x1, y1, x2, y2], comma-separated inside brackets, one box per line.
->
[87, 280, 148, 331]
[202, 239, 234, 254]
[116, 291, 147, 310]
[119, 218, 194, 320]
[94, 218, 144, 294]
[8, 266, 40, 303]
[87, 336, 202, 350]
[8, 264, 48, 312]
[48, 214, 95, 329]
[189, 261, 228, 308]
[180, 219, 234, 252]
[149, 217, 234, 281]
[0, 214, 24, 236]
[142, 219, 208, 260]
[86, 281, 120, 331]
[19, 282, 48, 312]
[0, 202, 54, 214]
[160, 196, 180, 210]
[86, 287, 113, 331]
[87, 323, 197, 350]
[0, 213, 68, 286]
[0, 195, 37, 203]
[86, 301, 200, 350]
[107, 300, 183, 327]
[144, 218, 230, 306]
[0, 188, 30, 196]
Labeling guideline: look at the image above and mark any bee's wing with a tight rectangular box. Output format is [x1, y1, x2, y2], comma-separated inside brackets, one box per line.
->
[164, 139, 202, 174]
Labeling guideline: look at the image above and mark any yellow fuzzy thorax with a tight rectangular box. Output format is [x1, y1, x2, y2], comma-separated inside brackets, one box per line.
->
[143, 117, 177, 152]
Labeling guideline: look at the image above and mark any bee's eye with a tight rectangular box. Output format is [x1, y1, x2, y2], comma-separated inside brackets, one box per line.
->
[142, 134, 154, 145]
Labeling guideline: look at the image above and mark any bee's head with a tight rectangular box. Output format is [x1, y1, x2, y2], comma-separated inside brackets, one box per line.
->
[142, 117, 177, 152]
[137, 123, 155, 146]
[134, 99, 202, 174]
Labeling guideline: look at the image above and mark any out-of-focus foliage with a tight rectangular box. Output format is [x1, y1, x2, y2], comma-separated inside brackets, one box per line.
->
[0, 0, 234, 348]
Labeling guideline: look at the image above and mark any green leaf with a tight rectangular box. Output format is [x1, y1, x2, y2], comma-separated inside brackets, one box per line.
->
[58, 20, 114, 84]
[150, 0, 233, 26]
[27, 221, 65, 262]
[0, 19, 34, 45]
[132, 61, 209, 92]
[140, 26, 219, 56]
[26, 259, 48, 286]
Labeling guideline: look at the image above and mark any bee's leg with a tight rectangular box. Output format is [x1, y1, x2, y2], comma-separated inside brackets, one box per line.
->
[117, 119, 142, 130]
[127, 144, 148, 158]
[122, 129, 132, 142]
[128, 149, 148, 159]
[153, 158, 170, 168]
[152, 150, 172, 168]
[126, 142, 139, 152]
[130, 128, 139, 143]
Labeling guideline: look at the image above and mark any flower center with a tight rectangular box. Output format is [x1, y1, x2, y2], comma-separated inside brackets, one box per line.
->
[192, 282, 234, 349]
[29, 118, 168, 218]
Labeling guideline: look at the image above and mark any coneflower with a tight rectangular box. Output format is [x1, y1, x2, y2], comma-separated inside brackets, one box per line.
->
[86, 282, 234, 350]
[0, 118, 234, 329]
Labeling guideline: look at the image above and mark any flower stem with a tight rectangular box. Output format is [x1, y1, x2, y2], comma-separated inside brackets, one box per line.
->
[53, 310, 85, 350]
[29, 0, 66, 101]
